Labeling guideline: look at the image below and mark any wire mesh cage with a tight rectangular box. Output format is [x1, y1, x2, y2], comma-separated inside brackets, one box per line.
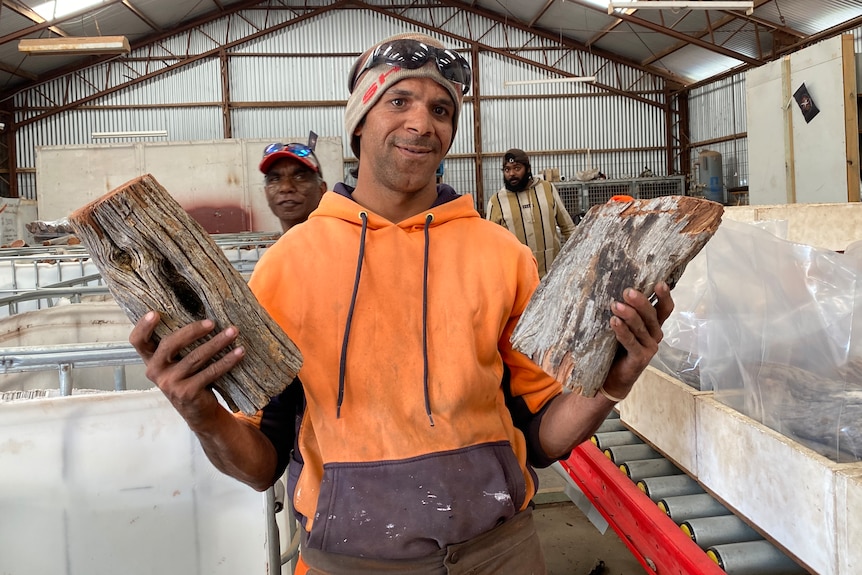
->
[555, 182, 583, 217]
[636, 175, 686, 200]
[583, 180, 634, 210]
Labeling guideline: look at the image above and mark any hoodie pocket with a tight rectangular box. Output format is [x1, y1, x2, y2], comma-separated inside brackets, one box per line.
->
[306, 441, 526, 560]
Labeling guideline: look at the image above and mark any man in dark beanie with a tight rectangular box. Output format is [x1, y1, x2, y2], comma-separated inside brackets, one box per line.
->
[487, 148, 578, 278]
[129, 33, 674, 575]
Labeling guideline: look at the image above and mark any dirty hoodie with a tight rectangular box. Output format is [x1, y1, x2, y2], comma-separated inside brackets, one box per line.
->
[247, 183, 564, 561]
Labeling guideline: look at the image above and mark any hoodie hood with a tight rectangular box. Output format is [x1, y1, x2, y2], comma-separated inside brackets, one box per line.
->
[322, 182, 472, 229]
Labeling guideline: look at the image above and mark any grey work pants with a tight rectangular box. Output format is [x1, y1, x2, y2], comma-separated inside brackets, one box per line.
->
[301, 507, 547, 575]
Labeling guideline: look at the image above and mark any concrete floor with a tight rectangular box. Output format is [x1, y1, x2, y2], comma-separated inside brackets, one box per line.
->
[534, 465, 647, 575]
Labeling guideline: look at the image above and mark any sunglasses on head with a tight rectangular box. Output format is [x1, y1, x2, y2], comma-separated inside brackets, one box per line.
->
[263, 142, 315, 159]
[350, 39, 472, 95]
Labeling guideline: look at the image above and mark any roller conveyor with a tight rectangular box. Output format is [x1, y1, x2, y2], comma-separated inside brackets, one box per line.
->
[560, 411, 809, 575]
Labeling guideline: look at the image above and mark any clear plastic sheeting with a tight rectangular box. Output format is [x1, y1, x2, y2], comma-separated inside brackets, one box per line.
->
[652, 219, 862, 463]
[0, 389, 273, 574]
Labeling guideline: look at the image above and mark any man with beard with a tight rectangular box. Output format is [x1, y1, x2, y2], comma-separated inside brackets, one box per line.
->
[260, 141, 327, 233]
[486, 148, 577, 278]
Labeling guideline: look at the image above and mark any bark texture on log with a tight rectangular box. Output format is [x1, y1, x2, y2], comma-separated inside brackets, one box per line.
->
[511, 195, 723, 396]
[744, 361, 862, 463]
[68, 174, 302, 415]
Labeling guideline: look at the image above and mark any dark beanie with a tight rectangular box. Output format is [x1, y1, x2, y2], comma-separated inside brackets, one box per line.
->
[503, 148, 530, 170]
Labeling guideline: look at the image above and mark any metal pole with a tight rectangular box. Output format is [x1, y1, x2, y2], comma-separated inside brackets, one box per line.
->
[620, 458, 681, 482]
[59, 363, 73, 396]
[264, 486, 281, 574]
[658, 493, 731, 523]
[681, 515, 762, 550]
[603, 443, 660, 464]
[591, 430, 638, 450]
[113, 365, 127, 391]
[595, 418, 626, 433]
[637, 474, 704, 502]
[706, 540, 807, 574]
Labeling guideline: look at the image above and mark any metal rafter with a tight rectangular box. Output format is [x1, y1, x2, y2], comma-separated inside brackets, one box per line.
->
[395, 0, 682, 100]
[528, 0, 554, 27]
[353, 0, 681, 179]
[721, 6, 805, 38]
[607, 10, 762, 66]
[13, 1, 348, 126]
[641, 1, 804, 67]
[2, 0, 70, 38]
[9, 0, 690, 129]
[5, 0, 268, 104]
[0, 61, 36, 81]
[0, 0, 126, 45]
[440, 0, 683, 84]
[121, 0, 162, 32]
[678, 13, 862, 93]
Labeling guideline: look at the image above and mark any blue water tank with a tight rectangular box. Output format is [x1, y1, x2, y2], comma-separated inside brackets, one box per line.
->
[698, 150, 725, 204]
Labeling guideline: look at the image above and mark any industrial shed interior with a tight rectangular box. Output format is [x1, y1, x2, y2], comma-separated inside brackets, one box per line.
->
[1, 1, 862, 574]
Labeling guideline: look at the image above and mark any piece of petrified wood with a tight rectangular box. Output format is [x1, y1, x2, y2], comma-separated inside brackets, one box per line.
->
[68, 173, 302, 415]
[749, 361, 862, 463]
[510, 195, 723, 396]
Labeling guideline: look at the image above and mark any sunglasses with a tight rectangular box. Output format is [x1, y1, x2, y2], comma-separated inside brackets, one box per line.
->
[263, 142, 315, 159]
[350, 39, 472, 95]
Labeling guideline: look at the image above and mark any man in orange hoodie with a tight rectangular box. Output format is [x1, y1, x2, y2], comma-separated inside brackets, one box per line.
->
[129, 33, 674, 574]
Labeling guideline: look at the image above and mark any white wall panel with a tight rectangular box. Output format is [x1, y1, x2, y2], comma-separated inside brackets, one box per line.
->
[0, 390, 274, 575]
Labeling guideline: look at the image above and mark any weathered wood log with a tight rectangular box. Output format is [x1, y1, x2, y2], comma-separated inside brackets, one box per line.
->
[511, 195, 723, 396]
[746, 361, 862, 463]
[68, 173, 302, 415]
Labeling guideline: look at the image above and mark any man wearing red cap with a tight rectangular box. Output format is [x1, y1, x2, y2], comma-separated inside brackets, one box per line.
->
[258, 142, 327, 234]
[129, 33, 673, 574]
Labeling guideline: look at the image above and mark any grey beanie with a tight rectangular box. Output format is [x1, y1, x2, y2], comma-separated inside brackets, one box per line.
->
[345, 33, 466, 158]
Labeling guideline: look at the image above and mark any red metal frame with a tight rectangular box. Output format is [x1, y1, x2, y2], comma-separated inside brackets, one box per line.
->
[561, 442, 727, 575]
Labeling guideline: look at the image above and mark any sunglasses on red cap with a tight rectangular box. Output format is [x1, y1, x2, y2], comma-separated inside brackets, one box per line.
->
[349, 39, 472, 95]
[263, 142, 315, 160]
[260, 142, 320, 174]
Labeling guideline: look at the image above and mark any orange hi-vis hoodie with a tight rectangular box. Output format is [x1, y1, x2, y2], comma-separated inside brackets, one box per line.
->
[248, 185, 563, 561]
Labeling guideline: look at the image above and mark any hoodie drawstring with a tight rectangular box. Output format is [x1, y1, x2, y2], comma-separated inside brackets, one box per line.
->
[337, 211, 368, 419]
[336, 210, 435, 428]
[422, 213, 434, 427]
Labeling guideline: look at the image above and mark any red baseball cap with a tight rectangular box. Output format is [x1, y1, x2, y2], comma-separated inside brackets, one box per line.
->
[259, 142, 321, 175]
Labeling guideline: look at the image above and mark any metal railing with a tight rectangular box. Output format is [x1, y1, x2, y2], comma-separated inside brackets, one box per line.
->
[0, 341, 142, 397]
[0, 232, 279, 316]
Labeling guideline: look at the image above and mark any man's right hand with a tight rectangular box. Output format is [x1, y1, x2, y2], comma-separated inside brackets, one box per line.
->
[128, 311, 246, 431]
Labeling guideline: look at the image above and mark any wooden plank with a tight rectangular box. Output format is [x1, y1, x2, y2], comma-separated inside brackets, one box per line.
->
[68, 174, 302, 415]
[841, 33, 860, 202]
[782, 55, 796, 204]
[511, 195, 723, 396]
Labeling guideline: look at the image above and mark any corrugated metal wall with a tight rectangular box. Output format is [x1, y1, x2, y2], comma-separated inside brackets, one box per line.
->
[687, 23, 862, 200]
[12, 6, 679, 211]
[687, 72, 749, 193]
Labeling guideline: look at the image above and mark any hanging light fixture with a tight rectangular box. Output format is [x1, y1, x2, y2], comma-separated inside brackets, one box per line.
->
[504, 77, 597, 87]
[607, 1, 754, 14]
[18, 36, 130, 55]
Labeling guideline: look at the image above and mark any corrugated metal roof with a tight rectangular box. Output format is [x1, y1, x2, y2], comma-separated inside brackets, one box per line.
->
[2, 0, 860, 99]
